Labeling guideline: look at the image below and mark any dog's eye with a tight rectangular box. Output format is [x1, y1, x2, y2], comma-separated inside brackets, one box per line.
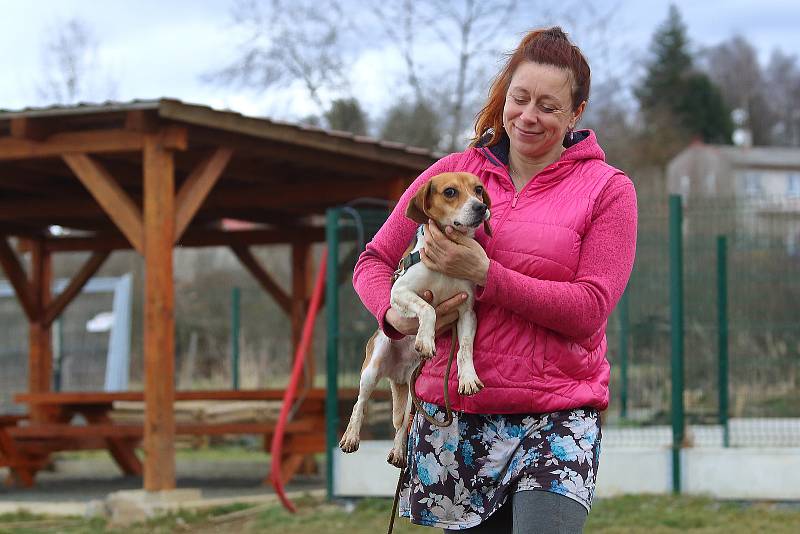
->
[443, 188, 457, 198]
[475, 186, 484, 196]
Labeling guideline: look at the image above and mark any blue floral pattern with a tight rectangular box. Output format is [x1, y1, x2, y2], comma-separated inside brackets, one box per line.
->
[398, 404, 601, 530]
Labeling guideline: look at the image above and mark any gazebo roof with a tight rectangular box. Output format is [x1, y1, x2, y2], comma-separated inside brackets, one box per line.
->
[0, 98, 438, 248]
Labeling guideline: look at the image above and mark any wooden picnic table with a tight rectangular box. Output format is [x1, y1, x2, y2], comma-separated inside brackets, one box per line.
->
[1, 388, 358, 487]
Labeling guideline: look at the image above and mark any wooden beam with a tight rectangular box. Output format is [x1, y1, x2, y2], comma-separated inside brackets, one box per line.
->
[230, 245, 292, 315]
[28, 241, 53, 421]
[0, 127, 187, 161]
[62, 153, 144, 254]
[174, 147, 233, 242]
[206, 179, 392, 211]
[17, 226, 324, 253]
[0, 236, 37, 321]
[291, 242, 312, 374]
[41, 250, 111, 327]
[10, 118, 50, 141]
[142, 132, 176, 491]
[124, 110, 160, 133]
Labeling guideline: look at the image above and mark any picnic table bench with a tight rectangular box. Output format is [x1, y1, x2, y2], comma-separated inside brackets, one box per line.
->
[1, 388, 357, 487]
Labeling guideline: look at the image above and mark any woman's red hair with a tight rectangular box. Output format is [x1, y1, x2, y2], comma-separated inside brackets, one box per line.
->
[470, 27, 590, 147]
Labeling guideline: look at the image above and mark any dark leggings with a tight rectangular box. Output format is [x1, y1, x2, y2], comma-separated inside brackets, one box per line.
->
[443, 490, 588, 534]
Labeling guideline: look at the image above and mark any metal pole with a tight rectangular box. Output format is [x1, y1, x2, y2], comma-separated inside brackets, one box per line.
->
[325, 208, 341, 500]
[717, 236, 730, 447]
[619, 289, 630, 419]
[669, 195, 685, 494]
[231, 286, 240, 390]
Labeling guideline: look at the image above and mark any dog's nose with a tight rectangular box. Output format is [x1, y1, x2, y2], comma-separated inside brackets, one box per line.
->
[473, 203, 487, 216]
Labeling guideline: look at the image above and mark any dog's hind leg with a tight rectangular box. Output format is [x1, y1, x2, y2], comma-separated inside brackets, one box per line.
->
[387, 383, 412, 468]
[389, 380, 409, 431]
[339, 333, 387, 453]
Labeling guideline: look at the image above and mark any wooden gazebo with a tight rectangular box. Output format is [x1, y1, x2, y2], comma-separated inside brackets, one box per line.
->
[0, 99, 437, 491]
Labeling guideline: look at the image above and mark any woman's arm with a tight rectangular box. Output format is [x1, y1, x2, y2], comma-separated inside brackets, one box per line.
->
[421, 174, 637, 340]
[352, 153, 460, 339]
[477, 176, 637, 339]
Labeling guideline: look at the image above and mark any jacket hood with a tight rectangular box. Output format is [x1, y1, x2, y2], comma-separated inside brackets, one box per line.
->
[480, 128, 606, 168]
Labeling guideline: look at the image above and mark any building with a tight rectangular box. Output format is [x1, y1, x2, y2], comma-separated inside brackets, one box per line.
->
[667, 142, 800, 254]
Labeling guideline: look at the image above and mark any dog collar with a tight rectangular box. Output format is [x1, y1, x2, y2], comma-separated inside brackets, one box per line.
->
[392, 225, 425, 282]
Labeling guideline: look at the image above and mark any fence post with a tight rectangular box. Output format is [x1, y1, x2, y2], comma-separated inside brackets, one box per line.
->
[231, 286, 240, 390]
[717, 235, 730, 447]
[325, 208, 341, 500]
[619, 289, 630, 419]
[669, 195, 685, 494]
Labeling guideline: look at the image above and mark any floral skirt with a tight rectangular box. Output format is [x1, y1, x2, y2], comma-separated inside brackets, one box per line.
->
[398, 403, 601, 530]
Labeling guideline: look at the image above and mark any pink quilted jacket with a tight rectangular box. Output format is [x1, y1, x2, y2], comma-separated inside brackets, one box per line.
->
[353, 130, 637, 414]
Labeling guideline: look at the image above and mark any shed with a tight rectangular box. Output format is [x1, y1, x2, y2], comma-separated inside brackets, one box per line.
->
[0, 99, 437, 490]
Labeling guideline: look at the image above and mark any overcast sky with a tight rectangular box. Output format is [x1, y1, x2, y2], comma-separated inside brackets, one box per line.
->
[1, 0, 799, 121]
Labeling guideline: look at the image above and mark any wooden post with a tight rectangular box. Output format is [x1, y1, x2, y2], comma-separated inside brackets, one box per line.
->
[28, 240, 52, 422]
[291, 243, 313, 381]
[142, 132, 176, 491]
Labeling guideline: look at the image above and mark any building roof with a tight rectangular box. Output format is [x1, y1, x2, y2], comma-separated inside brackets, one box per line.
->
[0, 99, 439, 246]
[687, 143, 800, 170]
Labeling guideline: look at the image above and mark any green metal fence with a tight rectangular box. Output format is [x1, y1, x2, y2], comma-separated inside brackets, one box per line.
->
[325, 192, 800, 495]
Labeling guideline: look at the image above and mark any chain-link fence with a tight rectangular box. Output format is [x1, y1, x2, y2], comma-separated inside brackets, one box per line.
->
[606, 194, 800, 449]
[326, 195, 800, 454]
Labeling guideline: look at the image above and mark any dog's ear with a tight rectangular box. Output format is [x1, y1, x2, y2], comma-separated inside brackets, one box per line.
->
[405, 181, 433, 224]
[481, 187, 493, 237]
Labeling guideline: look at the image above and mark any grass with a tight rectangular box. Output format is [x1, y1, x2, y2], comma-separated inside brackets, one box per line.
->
[1, 494, 800, 533]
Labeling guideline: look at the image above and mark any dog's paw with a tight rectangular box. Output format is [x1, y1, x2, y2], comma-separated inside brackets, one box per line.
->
[387, 448, 407, 468]
[339, 433, 360, 453]
[458, 373, 484, 396]
[414, 335, 436, 359]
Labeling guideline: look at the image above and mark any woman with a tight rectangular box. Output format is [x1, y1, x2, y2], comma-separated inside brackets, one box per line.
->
[353, 27, 637, 533]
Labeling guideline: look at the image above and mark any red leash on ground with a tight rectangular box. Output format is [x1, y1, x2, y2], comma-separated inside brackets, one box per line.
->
[270, 247, 328, 512]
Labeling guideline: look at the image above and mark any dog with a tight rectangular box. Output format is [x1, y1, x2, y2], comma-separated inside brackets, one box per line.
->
[339, 172, 491, 467]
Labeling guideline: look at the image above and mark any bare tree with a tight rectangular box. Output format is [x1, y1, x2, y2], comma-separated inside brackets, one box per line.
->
[36, 18, 117, 104]
[366, 0, 517, 151]
[699, 36, 774, 146]
[764, 50, 800, 146]
[211, 0, 352, 113]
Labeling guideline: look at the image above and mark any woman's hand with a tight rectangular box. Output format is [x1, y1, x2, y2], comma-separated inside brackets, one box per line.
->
[421, 222, 490, 286]
[385, 290, 467, 337]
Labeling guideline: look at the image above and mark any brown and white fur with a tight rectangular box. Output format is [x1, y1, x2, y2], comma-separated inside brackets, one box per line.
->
[339, 172, 491, 467]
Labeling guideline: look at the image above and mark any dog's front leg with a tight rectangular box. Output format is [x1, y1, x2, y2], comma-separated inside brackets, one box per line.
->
[391, 289, 437, 358]
[387, 382, 413, 468]
[455, 304, 483, 395]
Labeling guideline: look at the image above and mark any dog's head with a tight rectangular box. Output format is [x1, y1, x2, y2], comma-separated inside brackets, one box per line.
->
[405, 172, 492, 237]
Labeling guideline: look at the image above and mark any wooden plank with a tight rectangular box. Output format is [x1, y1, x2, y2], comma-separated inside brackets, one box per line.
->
[9, 420, 317, 439]
[230, 245, 292, 315]
[84, 411, 143, 476]
[14, 387, 367, 405]
[62, 153, 144, 254]
[41, 251, 111, 327]
[174, 147, 233, 242]
[158, 100, 436, 171]
[0, 127, 187, 161]
[35, 226, 326, 252]
[142, 131, 176, 491]
[0, 236, 37, 321]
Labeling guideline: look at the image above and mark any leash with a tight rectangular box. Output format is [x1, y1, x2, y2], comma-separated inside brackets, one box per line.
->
[387, 326, 457, 534]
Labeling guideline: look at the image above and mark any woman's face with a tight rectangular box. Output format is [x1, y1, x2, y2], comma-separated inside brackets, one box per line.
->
[502, 61, 583, 163]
